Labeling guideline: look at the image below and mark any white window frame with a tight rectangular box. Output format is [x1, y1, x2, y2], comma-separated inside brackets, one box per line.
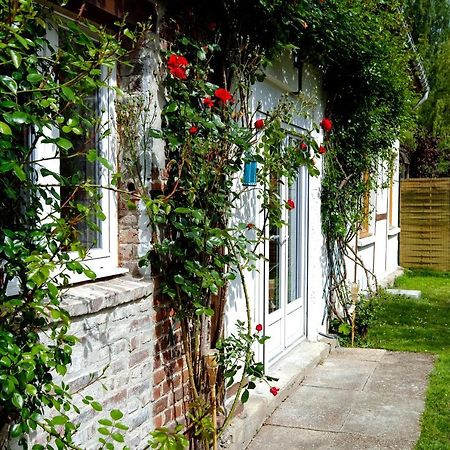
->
[33, 19, 124, 283]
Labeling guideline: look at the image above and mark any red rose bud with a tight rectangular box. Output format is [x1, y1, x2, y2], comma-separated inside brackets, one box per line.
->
[256, 324, 263, 332]
[254, 119, 265, 130]
[189, 126, 198, 135]
[214, 87, 233, 103]
[300, 142, 308, 151]
[203, 97, 215, 108]
[270, 387, 280, 396]
[319, 145, 327, 154]
[287, 199, 295, 210]
[320, 117, 333, 133]
[246, 223, 255, 229]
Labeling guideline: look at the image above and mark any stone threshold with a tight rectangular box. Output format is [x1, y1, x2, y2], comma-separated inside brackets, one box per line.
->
[220, 339, 336, 450]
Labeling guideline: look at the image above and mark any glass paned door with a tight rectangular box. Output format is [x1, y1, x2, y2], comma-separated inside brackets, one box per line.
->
[265, 164, 308, 364]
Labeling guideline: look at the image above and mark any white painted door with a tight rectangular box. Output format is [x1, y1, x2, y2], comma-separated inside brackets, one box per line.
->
[265, 165, 308, 364]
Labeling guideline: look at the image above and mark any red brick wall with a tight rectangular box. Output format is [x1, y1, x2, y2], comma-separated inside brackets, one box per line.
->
[152, 295, 190, 429]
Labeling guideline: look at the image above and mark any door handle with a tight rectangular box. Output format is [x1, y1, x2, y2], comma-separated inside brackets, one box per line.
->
[269, 234, 288, 245]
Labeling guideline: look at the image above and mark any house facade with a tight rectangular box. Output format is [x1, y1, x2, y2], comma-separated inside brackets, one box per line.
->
[12, 1, 402, 449]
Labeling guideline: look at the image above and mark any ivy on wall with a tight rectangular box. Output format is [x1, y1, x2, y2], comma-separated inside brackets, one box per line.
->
[295, 0, 418, 327]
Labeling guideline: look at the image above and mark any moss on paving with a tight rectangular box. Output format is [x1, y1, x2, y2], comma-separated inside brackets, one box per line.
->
[364, 270, 450, 449]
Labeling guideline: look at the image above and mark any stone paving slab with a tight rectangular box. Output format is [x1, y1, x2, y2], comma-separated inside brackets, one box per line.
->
[266, 385, 357, 432]
[246, 348, 435, 450]
[341, 391, 424, 440]
[248, 426, 416, 450]
[303, 358, 377, 391]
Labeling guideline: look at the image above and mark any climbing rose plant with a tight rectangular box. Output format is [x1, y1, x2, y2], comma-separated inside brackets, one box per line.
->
[117, 33, 326, 448]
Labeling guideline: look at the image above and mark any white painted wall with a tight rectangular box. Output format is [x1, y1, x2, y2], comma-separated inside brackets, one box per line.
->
[349, 141, 401, 290]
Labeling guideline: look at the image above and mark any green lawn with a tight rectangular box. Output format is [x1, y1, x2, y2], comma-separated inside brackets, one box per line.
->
[364, 270, 450, 450]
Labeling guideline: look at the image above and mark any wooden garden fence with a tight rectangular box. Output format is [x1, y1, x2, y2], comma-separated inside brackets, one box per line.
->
[400, 178, 450, 272]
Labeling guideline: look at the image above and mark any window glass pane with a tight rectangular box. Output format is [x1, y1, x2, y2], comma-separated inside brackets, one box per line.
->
[58, 29, 103, 250]
[268, 225, 281, 313]
[268, 173, 281, 313]
[288, 175, 300, 303]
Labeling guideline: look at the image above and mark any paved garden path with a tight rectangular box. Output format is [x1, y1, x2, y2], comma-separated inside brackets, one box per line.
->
[247, 347, 435, 450]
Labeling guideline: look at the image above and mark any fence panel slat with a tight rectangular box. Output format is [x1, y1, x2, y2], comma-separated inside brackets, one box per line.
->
[400, 178, 450, 272]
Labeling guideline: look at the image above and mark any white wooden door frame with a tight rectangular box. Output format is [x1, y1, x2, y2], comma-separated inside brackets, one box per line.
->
[263, 165, 309, 367]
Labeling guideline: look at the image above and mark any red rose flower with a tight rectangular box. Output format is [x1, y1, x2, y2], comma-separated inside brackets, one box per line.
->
[203, 97, 215, 108]
[319, 145, 327, 155]
[189, 126, 198, 135]
[214, 87, 233, 104]
[246, 223, 255, 229]
[270, 387, 280, 396]
[300, 142, 308, 151]
[169, 66, 187, 80]
[320, 117, 333, 133]
[256, 324, 263, 332]
[287, 199, 295, 210]
[167, 54, 188, 79]
[167, 54, 188, 69]
[254, 119, 265, 130]
[208, 22, 217, 31]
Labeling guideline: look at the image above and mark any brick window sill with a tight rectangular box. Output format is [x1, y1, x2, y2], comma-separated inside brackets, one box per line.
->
[62, 275, 153, 318]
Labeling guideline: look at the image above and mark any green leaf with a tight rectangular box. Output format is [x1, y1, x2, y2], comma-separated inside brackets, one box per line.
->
[110, 409, 124, 420]
[6, 111, 30, 125]
[84, 268, 97, 280]
[27, 73, 43, 84]
[9, 424, 22, 438]
[164, 102, 178, 113]
[51, 415, 68, 426]
[0, 75, 17, 94]
[61, 86, 75, 101]
[15, 34, 29, 49]
[123, 29, 135, 40]
[174, 207, 191, 214]
[197, 48, 206, 61]
[0, 121, 12, 135]
[25, 384, 37, 396]
[111, 432, 125, 443]
[10, 50, 22, 69]
[56, 138, 73, 150]
[98, 418, 113, 426]
[241, 389, 249, 404]
[174, 274, 185, 284]
[91, 401, 103, 411]
[148, 128, 163, 139]
[12, 392, 24, 409]
[13, 164, 26, 181]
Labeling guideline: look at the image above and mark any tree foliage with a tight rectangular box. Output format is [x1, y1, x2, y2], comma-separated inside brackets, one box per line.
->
[403, 0, 450, 177]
